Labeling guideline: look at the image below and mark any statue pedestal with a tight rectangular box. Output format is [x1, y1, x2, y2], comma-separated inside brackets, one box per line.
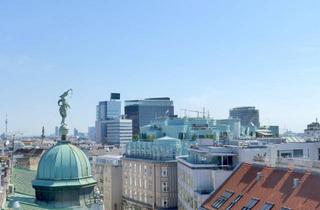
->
[59, 125, 69, 141]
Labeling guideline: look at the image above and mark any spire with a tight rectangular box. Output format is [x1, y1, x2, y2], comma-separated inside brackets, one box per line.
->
[41, 126, 45, 144]
[5, 114, 7, 135]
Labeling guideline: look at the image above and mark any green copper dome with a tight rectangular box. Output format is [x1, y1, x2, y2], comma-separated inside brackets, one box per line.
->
[32, 141, 96, 208]
[33, 141, 96, 188]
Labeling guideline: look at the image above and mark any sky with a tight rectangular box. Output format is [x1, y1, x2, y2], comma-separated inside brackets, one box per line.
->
[0, 0, 320, 135]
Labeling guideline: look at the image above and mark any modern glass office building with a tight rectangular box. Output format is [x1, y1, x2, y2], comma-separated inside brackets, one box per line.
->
[229, 106, 260, 129]
[105, 118, 132, 145]
[124, 97, 174, 135]
[96, 96, 122, 144]
[96, 101, 121, 121]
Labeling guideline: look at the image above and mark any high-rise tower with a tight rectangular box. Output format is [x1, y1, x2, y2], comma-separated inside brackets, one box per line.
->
[5, 114, 8, 136]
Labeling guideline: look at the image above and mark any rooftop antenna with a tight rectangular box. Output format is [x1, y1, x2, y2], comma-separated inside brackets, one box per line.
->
[316, 118, 318, 123]
[203, 107, 206, 118]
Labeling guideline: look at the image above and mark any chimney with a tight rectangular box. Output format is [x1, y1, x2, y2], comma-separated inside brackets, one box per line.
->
[256, 172, 262, 181]
[293, 178, 300, 188]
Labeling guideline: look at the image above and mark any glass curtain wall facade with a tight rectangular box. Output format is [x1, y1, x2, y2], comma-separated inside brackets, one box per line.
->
[125, 98, 174, 135]
[229, 107, 260, 129]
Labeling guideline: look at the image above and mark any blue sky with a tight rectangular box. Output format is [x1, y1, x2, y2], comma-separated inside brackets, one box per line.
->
[0, 0, 320, 135]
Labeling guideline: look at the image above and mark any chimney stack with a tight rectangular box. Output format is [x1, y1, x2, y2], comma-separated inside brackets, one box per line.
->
[293, 178, 300, 188]
[256, 172, 262, 181]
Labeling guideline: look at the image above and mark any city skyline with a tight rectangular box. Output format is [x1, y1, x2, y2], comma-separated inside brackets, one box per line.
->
[1, 1, 320, 135]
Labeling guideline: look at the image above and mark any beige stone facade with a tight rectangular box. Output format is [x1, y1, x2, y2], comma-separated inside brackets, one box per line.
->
[95, 155, 123, 210]
[122, 158, 178, 210]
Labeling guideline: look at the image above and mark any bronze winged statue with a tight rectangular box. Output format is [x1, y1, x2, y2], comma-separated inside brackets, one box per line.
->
[58, 89, 73, 126]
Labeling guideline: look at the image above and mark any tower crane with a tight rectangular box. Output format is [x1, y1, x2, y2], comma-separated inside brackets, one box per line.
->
[180, 108, 208, 118]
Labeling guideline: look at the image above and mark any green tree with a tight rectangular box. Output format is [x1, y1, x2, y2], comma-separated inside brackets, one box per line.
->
[132, 134, 140, 141]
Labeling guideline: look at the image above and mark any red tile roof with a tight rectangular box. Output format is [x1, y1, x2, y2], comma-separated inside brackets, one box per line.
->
[201, 163, 320, 210]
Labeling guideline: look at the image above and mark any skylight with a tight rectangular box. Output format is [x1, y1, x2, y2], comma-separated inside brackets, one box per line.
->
[225, 194, 243, 210]
[211, 190, 234, 209]
[241, 198, 259, 210]
[261, 202, 274, 210]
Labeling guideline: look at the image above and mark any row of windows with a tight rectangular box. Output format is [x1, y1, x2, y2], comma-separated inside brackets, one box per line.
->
[123, 177, 169, 192]
[123, 189, 148, 203]
[278, 149, 304, 158]
[212, 190, 291, 210]
[123, 189, 169, 208]
[178, 187, 198, 209]
[124, 163, 168, 178]
[124, 176, 150, 189]
[178, 169, 193, 187]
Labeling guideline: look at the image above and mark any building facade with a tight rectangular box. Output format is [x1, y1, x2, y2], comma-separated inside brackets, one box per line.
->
[95, 95, 122, 144]
[122, 137, 182, 210]
[96, 100, 121, 121]
[95, 155, 122, 210]
[106, 118, 132, 145]
[88, 126, 96, 141]
[177, 147, 237, 210]
[229, 106, 260, 129]
[304, 120, 320, 141]
[125, 97, 174, 135]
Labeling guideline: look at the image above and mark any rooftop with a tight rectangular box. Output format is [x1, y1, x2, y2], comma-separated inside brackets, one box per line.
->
[14, 148, 45, 157]
[124, 97, 173, 106]
[124, 136, 182, 161]
[201, 163, 320, 210]
[13, 167, 36, 196]
[230, 106, 257, 111]
[7, 168, 72, 210]
[6, 193, 80, 210]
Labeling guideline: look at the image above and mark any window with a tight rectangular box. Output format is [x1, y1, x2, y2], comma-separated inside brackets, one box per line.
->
[280, 151, 292, 158]
[225, 195, 243, 210]
[211, 191, 234, 209]
[144, 179, 147, 189]
[318, 148, 320, 160]
[281, 208, 291, 210]
[161, 167, 168, 177]
[144, 165, 147, 175]
[261, 202, 274, 210]
[144, 193, 147, 203]
[162, 197, 168, 207]
[242, 198, 259, 210]
[162, 181, 168, 192]
[293, 149, 303, 158]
